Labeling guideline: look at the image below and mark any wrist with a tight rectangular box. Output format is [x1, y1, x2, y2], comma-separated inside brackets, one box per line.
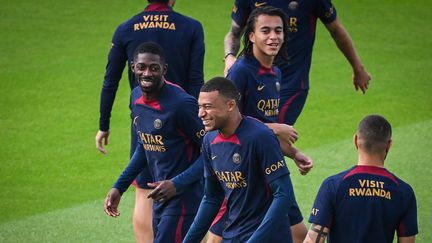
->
[223, 52, 236, 62]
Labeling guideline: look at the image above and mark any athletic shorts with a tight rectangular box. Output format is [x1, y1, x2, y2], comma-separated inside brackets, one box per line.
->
[130, 121, 153, 189]
[277, 89, 309, 125]
[153, 214, 195, 243]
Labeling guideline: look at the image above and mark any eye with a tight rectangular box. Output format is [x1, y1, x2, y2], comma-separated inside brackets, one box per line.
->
[150, 65, 161, 72]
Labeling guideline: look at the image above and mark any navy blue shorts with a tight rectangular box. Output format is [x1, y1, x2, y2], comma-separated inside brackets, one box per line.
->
[153, 214, 195, 243]
[278, 89, 308, 125]
[130, 122, 153, 189]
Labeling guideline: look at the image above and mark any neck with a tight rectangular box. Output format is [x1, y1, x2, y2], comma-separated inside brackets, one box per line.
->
[220, 111, 242, 137]
[357, 150, 385, 167]
[253, 49, 274, 68]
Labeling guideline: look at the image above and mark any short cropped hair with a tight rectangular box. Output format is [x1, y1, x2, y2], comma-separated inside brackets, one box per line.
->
[357, 115, 392, 153]
[201, 77, 241, 103]
[239, 6, 289, 60]
[133, 42, 166, 64]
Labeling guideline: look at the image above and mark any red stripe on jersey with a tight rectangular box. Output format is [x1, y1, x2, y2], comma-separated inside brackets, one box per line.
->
[277, 90, 302, 123]
[144, 3, 172, 12]
[343, 165, 400, 186]
[166, 80, 186, 92]
[175, 203, 186, 243]
[397, 221, 406, 236]
[211, 133, 241, 145]
[211, 198, 228, 227]
[257, 65, 277, 76]
[134, 96, 162, 111]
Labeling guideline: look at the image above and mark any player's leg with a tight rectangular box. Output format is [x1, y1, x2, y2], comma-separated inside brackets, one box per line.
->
[133, 187, 153, 243]
[153, 214, 195, 243]
[278, 89, 308, 125]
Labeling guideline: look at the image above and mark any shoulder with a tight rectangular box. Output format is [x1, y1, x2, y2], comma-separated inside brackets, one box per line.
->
[242, 116, 274, 138]
[172, 11, 203, 28]
[164, 82, 197, 106]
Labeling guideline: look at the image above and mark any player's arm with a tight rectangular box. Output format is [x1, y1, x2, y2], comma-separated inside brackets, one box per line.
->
[398, 236, 416, 243]
[183, 169, 224, 242]
[279, 142, 313, 175]
[187, 22, 205, 98]
[96, 26, 127, 153]
[112, 143, 147, 193]
[247, 174, 294, 243]
[324, 18, 371, 94]
[147, 155, 204, 201]
[104, 143, 147, 217]
[265, 123, 298, 145]
[303, 224, 329, 243]
[224, 20, 244, 76]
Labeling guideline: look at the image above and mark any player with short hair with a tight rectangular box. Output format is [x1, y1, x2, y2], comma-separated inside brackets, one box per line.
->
[95, 0, 204, 241]
[304, 115, 418, 243]
[216, 6, 311, 242]
[103, 42, 204, 243]
[224, 0, 371, 125]
[184, 77, 296, 242]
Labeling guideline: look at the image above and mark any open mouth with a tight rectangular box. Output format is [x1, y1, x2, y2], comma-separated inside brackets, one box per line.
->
[140, 79, 153, 88]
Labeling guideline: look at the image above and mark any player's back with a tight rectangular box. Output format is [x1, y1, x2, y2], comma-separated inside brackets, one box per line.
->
[113, 3, 204, 93]
[317, 165, 417, 243]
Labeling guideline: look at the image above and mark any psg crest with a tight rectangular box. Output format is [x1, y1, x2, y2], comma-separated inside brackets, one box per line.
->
[233, 153, 241, 164]
[154, 119, 162, 129]
[288, 1, 299, 10]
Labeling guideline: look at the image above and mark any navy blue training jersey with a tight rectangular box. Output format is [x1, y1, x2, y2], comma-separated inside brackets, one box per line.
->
[231, 0, 336, 92]
[126, 82, 204, 217]
[227, 56, 281, 123]
[202, 117, 291, 241]
[99, 3, 205, 131]
[309, 165, 418, 243]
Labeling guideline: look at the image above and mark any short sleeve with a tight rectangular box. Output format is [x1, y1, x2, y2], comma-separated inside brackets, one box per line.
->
[397, 185, 418, 237]
[315, 0, 337, 24]
[255, 128, 289, 183]
[308, 178, 335, 228]
[231, 0, 251, 26]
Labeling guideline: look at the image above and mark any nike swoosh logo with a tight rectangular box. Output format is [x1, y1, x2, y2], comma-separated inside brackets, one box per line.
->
[133, 116, 139, 125]
[212, 155, 217, 160]
[255, 1, 267, 7]
[257, 85, 265, 91]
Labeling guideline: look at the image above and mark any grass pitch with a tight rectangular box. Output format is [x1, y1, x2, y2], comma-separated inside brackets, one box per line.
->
[0, 0, 431, 242]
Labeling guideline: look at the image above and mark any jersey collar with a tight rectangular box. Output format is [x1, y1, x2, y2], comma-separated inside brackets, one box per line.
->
[145, 3, 172, 12]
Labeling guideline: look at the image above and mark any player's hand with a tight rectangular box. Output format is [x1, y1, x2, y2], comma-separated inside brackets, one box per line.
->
[147, 180, 176, 203]
[96, 130, 110, 154]
[353, 66, 371, 94]
[104, 188, 121, 217]
[276, 124, 298, 145]
[293, 151, 313, 175]
[224, 55, 237, 77]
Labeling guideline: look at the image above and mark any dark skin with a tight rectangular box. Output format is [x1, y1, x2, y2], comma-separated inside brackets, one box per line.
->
[103, 52, 167, 217]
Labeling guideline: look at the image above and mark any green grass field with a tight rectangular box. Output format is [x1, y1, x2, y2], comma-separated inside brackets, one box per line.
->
[1, 0, 431, 242]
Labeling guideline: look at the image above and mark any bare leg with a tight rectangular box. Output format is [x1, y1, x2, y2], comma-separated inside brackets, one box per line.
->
[133, 188, 153, 243]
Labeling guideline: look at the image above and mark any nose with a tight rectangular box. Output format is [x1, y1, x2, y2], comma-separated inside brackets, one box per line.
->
[198, 107, 206, 118]
[269, 30, 277, 39]
[142, 68, 152, 77]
